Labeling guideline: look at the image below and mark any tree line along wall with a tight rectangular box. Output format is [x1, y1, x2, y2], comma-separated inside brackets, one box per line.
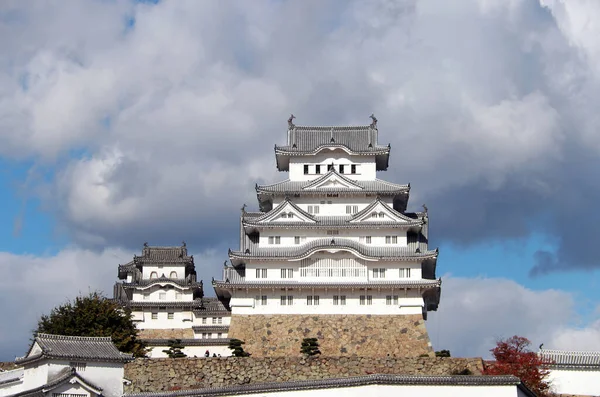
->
[124, 356, 485, 392]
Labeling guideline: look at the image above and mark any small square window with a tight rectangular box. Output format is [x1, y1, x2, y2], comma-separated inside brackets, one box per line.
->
[202, 317, 207, 324]
[294, 236, 301, 244]
[167, 312, 174, 319]
[351, 164, 357, 174]
[304, 164, 309, 174]
[159, 292, 166, 300]
[315, 165, 321, 174]
[339, 164, 345, 174]
[151, 312, 158, 320]
[217, 333, 222, 338]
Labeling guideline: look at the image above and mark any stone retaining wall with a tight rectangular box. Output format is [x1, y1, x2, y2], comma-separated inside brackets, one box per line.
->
[138, 328, 194, 339]
[228, 314, 432, 357]
[124, 356, 485, 392]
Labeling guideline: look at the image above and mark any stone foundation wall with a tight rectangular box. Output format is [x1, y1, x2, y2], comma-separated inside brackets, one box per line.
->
[138, 328, 194, 339]
[125, 356, 484, 392]
[228, 314, 432, 357]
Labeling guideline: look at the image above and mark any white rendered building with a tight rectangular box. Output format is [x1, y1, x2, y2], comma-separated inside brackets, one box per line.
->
[114, 244, 231, 358]
[0, 334, 132, 397]
[213, 115, 441, 356]
[124, 374, 535, 397]
[539, 348, 600, 396]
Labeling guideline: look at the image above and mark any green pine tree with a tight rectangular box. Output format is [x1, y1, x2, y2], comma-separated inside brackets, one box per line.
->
[300, 337, 321, 356]
[35, 292, 147, 357]
[162, 339, 187, 358]
[228, 338, 251, 357]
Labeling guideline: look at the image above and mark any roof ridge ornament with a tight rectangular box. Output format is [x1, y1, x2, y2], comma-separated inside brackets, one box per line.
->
[369, 113, 378, 129]
[330, 127, 335, 142]
[241, 203, 247, 214]
[288, 114, 296, 129]
[422, 204, 428, 214]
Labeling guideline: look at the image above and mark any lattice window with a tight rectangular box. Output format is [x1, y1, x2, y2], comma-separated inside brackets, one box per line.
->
[399, 268, 412, 278]
[299, 258, 366, 278]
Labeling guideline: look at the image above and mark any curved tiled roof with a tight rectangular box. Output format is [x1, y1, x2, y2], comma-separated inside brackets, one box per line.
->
[213, 279, 441, 289]
[122, 277, 203, 289]
[124, 374, 534, 397]
[275, 125, 388, 153]
[16, 334, 133, 365]
[257, 176, 409, 195]
[229, 237, 438, 261]
[539, 349, 600, 369]
[243, 216, 423, 229]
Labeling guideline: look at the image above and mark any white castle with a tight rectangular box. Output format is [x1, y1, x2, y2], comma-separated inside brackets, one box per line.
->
[215, 114, 440, 317]
[113, 115, 442, 358]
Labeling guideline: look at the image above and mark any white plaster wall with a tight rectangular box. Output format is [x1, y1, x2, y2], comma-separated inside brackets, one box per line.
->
[258, 228, 409, 248]
[229, 289, 424, 316]
[244, 258, 422, 282]
[547, 368, 600, 396]
[135, 309, 195, 329]
[132, 285, 194, 302]
[193, 314, 231, 326]
[22, 362, 48, 390]
[272, 196, 394, 210]
[147, 345, 232, 358]
[223, 383, 526, 397]
[0, 369, 24, 397]
[289, 153, 377, 181]
[142, 265, 186, 280]
[46, 361, 124, 397]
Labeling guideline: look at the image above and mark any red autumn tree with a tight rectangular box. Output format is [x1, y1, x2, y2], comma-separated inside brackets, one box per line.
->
[484, 336, 553, 396]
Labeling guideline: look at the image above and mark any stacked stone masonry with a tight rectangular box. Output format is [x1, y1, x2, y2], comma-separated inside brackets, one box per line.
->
[228, 314, 433, 357]
[124, 356, 485, 392]
[138, 329, 194, 339]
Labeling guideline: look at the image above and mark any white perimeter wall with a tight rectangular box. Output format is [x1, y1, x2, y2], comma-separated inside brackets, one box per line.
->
[147, 345, 232, 358]
[548, 368, 600, 396]
[223, 384, 529, 397]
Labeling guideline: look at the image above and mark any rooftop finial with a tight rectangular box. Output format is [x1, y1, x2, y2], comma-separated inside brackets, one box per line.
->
[288, 114, 296, 129]
[422, 204, 428, 213]
[369, 113, 378, 129]
[224, 260, 228, 268]
[182, 241, 186, 247]
[143, 242, 148, 248]
[241, 203, 247, 213]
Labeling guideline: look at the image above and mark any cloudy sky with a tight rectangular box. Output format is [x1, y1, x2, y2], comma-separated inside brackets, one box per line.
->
[1, 0, 600, 361]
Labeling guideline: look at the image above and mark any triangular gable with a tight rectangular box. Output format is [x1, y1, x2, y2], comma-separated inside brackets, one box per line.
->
[48, 374, 103, 396]
[350, 198, 417, 223]
[250, 199, 317, 224]
[302, 170, 364, 191]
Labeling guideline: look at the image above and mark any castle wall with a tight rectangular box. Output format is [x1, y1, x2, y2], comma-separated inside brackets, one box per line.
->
[138, 328, 194, 339]
[124, 356, 484, 393]
[227, 314, 432, 357]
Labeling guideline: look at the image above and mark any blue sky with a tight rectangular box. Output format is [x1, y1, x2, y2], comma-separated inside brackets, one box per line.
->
[1, 0, 600, 360]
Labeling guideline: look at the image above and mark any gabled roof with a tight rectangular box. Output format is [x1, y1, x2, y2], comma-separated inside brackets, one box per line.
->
[256, 175, 409, 195]
[229, 237, 438, 262]
[350, 197, 421, 223]
[242, 215, 423, 230]
[248, 199, 316, 224]
[124, 374, 535, 397]
[539, 349, 600, 369]
[12, 367, 103, 397]
[16, 334, 133, 365]
[214, 279, 441, 289]
[301, 169, 364, 190]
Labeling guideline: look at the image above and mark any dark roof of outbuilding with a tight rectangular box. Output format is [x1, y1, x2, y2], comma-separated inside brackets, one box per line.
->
[124, 374, 535, 397]
[16, 334, 133, 365]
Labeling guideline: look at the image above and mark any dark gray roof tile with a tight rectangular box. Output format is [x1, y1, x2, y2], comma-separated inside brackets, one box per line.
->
[540, 349, 600, 368]
[229, 237, 437, 261]
[16, 334, 133, 364]
[124, 374, 534, 397]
